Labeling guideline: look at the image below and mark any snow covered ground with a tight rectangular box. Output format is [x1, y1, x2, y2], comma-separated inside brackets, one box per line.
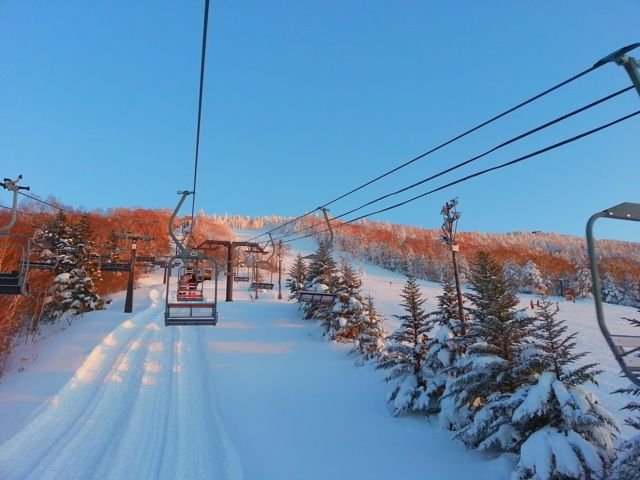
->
[0, 231, 637, 479]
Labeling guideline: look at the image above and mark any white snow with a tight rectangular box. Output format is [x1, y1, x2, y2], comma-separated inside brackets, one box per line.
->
[0, 230, 637, 479]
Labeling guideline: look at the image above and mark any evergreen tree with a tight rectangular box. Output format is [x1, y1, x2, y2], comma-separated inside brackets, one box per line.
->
[285, 253, 307, 301]
[352, 296, 387, 360]
[421, 280, 463, 415]
[444, 251, 536, 445]
[602, 273, 625, 305]
[301, 241, 337, 320]
[33, 213, 104, 322]
[519, 260, 547, 295]
[328, 260, 364, 340]
[105, 230, 121, 262]
[569, 265, 593, 300]
[503, 261, 522, 292]
[511, 298, 618, 479]
[377, 275, 434, 415]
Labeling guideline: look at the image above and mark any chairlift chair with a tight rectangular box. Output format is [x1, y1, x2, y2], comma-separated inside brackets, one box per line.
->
[250, 281, 274, 291]
[164, 191, 218, 326]
[587, 202, 640, 386]
[297, 291, 336, 305]
[0, 234, 30, 295]
[295, 208, 338, 304]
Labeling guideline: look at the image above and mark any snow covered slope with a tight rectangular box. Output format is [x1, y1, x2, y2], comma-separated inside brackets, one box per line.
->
[0, 234, 636, 479]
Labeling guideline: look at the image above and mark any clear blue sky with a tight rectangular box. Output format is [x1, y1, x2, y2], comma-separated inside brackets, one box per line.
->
[1, 1, 639, 241]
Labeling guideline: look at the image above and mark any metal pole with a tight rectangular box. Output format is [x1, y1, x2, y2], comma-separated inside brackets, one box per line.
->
[254, 255, 259, 300]
[214, 261, 218, 304]
[225, 243, 233, 301]
[441, 198, 466, 335]
[450, 247, 466, 335]
[124, 238, 138, 313]
[277, 241, 283, 300]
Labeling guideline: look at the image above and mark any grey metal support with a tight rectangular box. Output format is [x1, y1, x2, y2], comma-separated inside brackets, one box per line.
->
[277, 240, 283, 300]
[169, 191, 192, 257]
[586, 202, 640, 386]
[320, 207, 334, 247]
[0, 175, 30, 232]
[593, 42, 640, 96]
[226, 243, 234, 302]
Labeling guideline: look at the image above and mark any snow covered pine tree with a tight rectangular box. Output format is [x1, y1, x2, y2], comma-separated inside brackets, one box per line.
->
[301, 241, 337, 321]
[329, 260, 364, 340]
[512, 298, 618, 480]
[352, 296, 387, 361]
[377, 274, 434, 416]
[421, 279, 463, 415]
[285, 253, 307, 301]
[34, 213, 105, 323]
[444, 251, 536, 448]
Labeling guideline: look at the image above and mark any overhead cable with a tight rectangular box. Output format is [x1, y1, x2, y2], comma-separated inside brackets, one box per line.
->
[281, 110, 640, 244]
[190, 0, 212, 225]
[249, 59, 606, 243]
[275, 86, 634, 241]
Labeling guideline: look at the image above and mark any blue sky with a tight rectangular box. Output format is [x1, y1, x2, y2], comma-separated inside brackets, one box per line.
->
[1, 1, 639, 241]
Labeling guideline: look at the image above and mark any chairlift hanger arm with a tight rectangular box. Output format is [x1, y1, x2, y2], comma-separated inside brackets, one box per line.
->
[169, 191, 193, 257]
[320, 207, 333, 247]
[266, 233, 276, 263]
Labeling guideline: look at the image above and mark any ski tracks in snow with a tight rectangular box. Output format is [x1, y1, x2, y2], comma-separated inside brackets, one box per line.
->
[0, 287, 243, 480]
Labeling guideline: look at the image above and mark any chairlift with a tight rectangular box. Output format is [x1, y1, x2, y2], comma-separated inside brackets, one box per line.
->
[587, 202, 640, 387]
[296, 207, 337, 305]
[0, 234, 31, 295]
[0, 176, 31, 295]
[164, 191, 218, 326]
[250, 282, 274, 291]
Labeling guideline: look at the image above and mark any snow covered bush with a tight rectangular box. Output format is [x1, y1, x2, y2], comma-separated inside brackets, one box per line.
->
[377, 274, 435, 416]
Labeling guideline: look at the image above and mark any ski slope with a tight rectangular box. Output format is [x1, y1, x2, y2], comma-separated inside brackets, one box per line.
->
[0, 236, 637, 479]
